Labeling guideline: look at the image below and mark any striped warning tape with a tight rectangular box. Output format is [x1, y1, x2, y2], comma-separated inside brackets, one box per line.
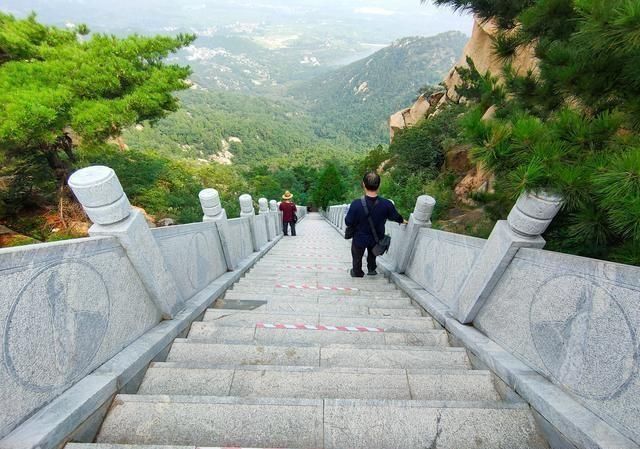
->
[275, 284, 359, 292]
[257, 322, 384, 333]
[284, 254, 341, 258]
[286, 265, 342, 271]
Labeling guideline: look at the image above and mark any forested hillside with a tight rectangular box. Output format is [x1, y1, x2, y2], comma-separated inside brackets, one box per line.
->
[292, 32, 468, 144]
[123, 90, 353, 165]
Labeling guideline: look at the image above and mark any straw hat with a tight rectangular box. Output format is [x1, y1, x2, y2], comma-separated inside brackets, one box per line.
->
[282, 190, 293, 200]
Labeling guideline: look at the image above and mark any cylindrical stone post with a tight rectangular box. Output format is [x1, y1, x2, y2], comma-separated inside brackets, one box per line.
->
[239, 194, 255, 217]
[199, 188, 235, 271]
[413, 195, 436, 226]
[507, 191, 563, 237]
[199, 188, 226, 221]
[258, 197, 274, 241]
[455, 190, 563, 324]
[395, 195, 436, 274]
[69, 166, 183, 319]
[341, 204, 349, 230]
[258, 198, 269, 215]
[269, 199, 282, 236]
[68, 165, 132, 225]
[239, 194, 260, 251]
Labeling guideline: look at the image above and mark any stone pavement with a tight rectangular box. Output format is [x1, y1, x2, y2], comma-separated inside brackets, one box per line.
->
[68, 213, 548, 449]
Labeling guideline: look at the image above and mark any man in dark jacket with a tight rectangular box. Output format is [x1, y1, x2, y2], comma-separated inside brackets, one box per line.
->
[345, 172, 404, 277]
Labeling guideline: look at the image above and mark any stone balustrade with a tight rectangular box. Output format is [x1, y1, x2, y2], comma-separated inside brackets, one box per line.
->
[0, 165, 307, 444]
[2, 163, 636, 449]
[325, 192, 640, 447]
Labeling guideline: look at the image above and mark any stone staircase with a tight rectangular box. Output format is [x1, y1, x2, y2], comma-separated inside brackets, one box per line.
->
[67, 213, 549, 449]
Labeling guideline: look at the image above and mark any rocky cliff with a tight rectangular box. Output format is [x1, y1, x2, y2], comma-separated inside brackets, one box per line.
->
[389, 16, 537, 206]
[390, 15, 537, 137]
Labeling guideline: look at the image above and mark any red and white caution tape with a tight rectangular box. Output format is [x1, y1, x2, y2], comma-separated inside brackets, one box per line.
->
[286, 265, 341, 271]
[286, 254, 341, 259]
[275, 284, 359, 292]
[257, 322, 384, 333]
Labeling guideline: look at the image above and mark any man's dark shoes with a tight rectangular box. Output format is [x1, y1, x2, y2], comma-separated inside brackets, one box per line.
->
[350, 269, 364, 278]
[367, 270, 378, 276]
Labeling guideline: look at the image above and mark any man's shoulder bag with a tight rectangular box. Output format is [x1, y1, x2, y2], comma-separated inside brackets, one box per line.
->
[361, 197, 391, 256]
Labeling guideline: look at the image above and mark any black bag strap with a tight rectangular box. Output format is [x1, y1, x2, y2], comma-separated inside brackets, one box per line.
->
[361, 196, 380, 244]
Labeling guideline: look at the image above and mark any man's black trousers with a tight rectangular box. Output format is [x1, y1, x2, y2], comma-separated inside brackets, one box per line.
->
[283, 221, 296, 236]
[351, 241, 376, 277]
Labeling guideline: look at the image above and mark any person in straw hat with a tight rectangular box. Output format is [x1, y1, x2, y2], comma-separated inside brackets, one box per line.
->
[279, 190, 297, 236]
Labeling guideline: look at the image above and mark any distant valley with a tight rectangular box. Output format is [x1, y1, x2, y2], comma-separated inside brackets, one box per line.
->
[125, 31, 468, 164]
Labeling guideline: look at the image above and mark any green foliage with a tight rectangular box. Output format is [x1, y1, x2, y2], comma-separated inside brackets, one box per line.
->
[428, 0, 535, 28]
[357, 145, 391, 174]
[455, 57, 506, 110]
[80, 145, 248, 222]
[390, 104, 465, 175]
[429, 0, 640, 264]
[0, 11, 194, 195]
[123, 90, 351, 166]
[312, 162, 348, 209]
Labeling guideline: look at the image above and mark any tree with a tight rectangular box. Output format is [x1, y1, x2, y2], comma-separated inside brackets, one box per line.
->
[426, 0, 640, 264]
[0, 13, 195, 190]
[311, 162, 347, 209]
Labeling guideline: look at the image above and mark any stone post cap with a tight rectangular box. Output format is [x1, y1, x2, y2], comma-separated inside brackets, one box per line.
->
[199, 188, 222, 217]
[508, 191, 563, 237]
[413, 195, 436, 222]
[239, 194, 254, 215]
[68, 165, 131, 225]
[199, 188, 220, 208]
[258, 198, 269, 213]
[269, 200, 278, 211]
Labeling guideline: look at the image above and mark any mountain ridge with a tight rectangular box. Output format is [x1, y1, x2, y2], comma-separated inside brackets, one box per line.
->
[290, 31, 468, 145]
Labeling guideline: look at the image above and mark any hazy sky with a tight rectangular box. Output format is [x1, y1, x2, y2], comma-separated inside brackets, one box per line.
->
[3, 0, 473, 42]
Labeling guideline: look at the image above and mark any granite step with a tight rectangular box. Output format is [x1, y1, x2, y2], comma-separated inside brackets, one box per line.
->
[138, 364, 502, 401]
[249, 303, 422, 317]
[95, 395, 547, 449]
[230, 286, 405, 297]
[166, 341, 471, 369]
[248, 268, 389, 275]
[239, 277, 399, 290]
[202, 310, 438, 331]
[222, 292, 408, 304]
[220, 293, 412, 308]
[187, 322, 449, 346]
[67, 445, 261, 449]
[236, 281, 398, 292]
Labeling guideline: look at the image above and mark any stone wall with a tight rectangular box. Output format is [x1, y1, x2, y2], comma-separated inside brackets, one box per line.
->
[152, 222, 228, 299]
[405, 229, 484, 309]
[474, 248, 640, 443]
[0, 165, 305, 440]
[381, 221, 403, 268]
[325, 192, 639, 447]
[0, 236, 161, 438]
[227, 217, 255, 263]
[254, 214, 269, 250]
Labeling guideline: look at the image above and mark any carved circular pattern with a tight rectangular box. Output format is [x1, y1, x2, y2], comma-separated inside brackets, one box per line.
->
[188, 232, 210, 290]
[3, 260, 110, 392]
[530, 275, 637, 400]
